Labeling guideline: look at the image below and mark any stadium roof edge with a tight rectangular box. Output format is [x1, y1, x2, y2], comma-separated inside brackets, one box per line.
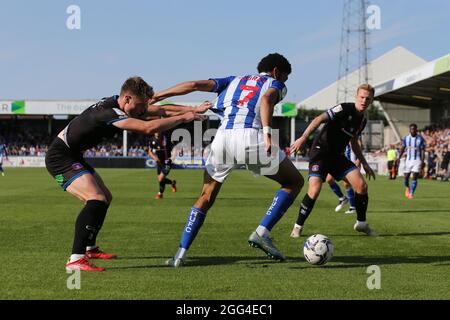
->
[374, 52, 450, 108]
[297, 46, 427, 111]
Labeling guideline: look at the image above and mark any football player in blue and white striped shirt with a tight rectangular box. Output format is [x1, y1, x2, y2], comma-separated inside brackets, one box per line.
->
[151, 53, 304, 266]
[0, 142, 8, 176]
[397, 124, 426, 199]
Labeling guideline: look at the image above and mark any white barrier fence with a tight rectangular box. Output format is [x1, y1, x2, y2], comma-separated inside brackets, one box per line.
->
[3, 155, 399, 176]
[3, 156, 46, 168]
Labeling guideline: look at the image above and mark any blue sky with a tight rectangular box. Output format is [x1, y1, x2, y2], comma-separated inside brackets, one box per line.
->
[1, 0, 449, 102]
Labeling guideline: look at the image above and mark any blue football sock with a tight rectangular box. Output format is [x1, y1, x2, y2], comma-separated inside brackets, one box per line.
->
[411, 180, 417, 195]
[179, 207, 206, 250]
[259, 189, 294, 231]
[346, 187, 355, 208]
[404, 176, 410, 188]
[329, 182, 344, 199]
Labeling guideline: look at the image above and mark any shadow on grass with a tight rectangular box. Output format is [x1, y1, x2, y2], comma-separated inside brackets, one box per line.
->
[107, 255, 287, 270]
[107, 250, 450, 270]
[288, 255, 450, 270]
[371, 209, 450, 214]
[327, 231, 450, 237]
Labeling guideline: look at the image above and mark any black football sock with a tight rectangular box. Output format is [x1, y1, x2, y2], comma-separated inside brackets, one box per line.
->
[159, 181, 166, 194]
[86, 202, 109, 248]
[164, 178, 173, 185]
[354, 193, 368, 222]
[72, 200, 108, 254]
[296, 194, 316, 226]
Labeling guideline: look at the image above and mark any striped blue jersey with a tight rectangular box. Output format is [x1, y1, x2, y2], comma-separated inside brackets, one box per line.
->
[403, 134, 425, 161]
[0, 144, 6, 156]
[210, 73, 287, 129]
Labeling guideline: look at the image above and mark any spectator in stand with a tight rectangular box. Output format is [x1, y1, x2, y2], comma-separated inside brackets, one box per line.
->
[438, 145, 449, 181]
[426, 149, 438, 179]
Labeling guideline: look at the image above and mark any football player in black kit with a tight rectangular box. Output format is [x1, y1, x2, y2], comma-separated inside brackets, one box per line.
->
[148, 131, 177, 199]
[45, 76, 210, 271]
[290, 84, 377, 237]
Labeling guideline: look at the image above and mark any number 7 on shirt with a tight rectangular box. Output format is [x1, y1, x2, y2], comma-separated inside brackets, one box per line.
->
[238, 85, 259, 106]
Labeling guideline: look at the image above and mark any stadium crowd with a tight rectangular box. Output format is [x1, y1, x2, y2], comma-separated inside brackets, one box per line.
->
[373, 120, 450, 181]
[421, 122, 450, 180]
[2, 120, 449, 180]
[0, 138, 205, 159]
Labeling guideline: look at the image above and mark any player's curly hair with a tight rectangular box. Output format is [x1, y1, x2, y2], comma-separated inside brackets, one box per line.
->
[257, 53, 292, 74]
[120, 76, 154, 99]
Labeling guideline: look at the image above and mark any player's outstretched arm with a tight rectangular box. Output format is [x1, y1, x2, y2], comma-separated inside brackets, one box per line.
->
[150, 80, 216, 104]
[145, 101, 213, 118]
[112, 112, 205, 135]
[290, 112, 329, 154]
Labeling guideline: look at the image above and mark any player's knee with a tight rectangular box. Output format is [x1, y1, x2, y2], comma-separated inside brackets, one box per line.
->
[284, 184, 301, 198]
[308, 184, 321, 199]
[355, 181, 368, 194]
[198, 191, 215, 210]
[87, 193, 108, 203]
[283, 174, 304, 196]
[106, 192, 113, 205]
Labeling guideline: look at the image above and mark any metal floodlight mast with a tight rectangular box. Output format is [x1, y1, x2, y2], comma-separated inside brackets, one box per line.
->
[337, 0, 371, 104]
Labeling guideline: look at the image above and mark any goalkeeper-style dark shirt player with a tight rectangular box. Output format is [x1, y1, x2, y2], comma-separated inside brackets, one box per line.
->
[148, 131, 177, 199]
[289, 84, 377, 238]
[45, 76, 210, 272]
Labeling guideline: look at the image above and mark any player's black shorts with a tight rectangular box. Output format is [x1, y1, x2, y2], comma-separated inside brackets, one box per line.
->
[156, 160, 172, 176]
[308, 150, 357, 182]
[387, 160, 395, 170]
[45, 138, 95, 190]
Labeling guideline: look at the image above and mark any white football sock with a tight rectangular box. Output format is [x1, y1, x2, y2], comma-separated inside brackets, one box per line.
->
[86, 246, 98, 251]
[69, 254, 85, 263]
[256, 226, 270, 238]
[174, 247, 187, 260]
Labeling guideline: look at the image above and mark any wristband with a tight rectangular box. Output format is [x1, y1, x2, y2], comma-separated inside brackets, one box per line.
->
[263, 126, 272, 135]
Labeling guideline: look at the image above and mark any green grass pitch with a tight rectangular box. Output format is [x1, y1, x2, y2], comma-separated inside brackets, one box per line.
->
[1, 168, 450, 299]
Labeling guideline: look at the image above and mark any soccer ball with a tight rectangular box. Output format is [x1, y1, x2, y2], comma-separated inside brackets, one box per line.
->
[303, 234, 334, 265]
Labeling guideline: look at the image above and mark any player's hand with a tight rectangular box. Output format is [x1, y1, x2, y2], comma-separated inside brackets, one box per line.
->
[290, 136, 306, 154]
[264, 134, 272, 155]
[196, 101, 213, 114]
[363, 162, 376, 180]
[182, 112, 206, 123]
